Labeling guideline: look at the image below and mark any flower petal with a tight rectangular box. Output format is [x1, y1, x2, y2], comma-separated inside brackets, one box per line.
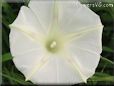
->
[58, 1, 102, 33]
[10, 27, 50, 81]
[56, 57, 84, 84]
[29, 56, 57, 84]
[29, 56, 83, 84]
[66, 49, 100, 81]
[9, 28, 43, 57]
[10, 6, 45, 34]
[13, 49, 44, 79]
[66, 28, 103, 80]
[68, 27, 103, 54]
[9, 0, 103, 84]
[10, 28, 45, 79]
[29, 0, 54, 32]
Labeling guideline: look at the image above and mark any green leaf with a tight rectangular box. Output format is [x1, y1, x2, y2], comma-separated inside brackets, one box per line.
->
[88, 72, 114, 82]
[0, 73, 32, 85]
[23, 0, 30, 6]
[101, 56, 114, 65]
[99, 56, 114, 69]
[1, 67, 33, 85]
[2, 53, 12, 62]
[103, 46, 114, 53]
[2, 28, 9, 48]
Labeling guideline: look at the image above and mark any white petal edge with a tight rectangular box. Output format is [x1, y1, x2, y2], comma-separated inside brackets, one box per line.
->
[58, 1, 103, 34]
[10, 6, 45, 34]
[28, 0, 54, 32]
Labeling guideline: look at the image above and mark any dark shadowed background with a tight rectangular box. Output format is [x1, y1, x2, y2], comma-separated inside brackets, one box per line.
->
[1, 0, 114, 85]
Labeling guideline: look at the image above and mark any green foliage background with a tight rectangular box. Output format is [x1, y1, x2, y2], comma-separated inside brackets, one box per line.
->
[1, 0, 114, 85]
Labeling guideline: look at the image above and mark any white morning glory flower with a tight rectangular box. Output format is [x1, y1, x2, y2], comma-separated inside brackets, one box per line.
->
[9, 0, 103, 85]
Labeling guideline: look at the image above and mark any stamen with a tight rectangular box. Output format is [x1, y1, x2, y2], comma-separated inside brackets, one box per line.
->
[50, 41, 57, 48]
[46, 39, 59, 53]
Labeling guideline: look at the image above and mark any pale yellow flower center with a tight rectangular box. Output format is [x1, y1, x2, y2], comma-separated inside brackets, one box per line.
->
[46, 39, 60, 53]
[50, 41, 57, 48]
